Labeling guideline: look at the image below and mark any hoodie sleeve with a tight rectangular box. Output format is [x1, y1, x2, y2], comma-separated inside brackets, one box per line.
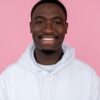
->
[0, 75, 8, 100]
[89, 72, 100, 100]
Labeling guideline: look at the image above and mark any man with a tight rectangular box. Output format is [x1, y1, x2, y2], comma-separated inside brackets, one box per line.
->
[0, 0, 100, 100]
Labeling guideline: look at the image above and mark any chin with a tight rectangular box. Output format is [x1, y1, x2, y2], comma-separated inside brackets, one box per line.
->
[35, 43, 61, 52]
[40, 44, 56, 50]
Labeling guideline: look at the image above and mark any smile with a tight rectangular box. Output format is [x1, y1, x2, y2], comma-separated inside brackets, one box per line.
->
[39, 34, 59, 40]
[39, 36, 57, 45]
[42, 37, 55, 41]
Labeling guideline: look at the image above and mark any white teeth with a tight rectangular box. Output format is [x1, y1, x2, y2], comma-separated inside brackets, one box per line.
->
[42, 38, 54, 41]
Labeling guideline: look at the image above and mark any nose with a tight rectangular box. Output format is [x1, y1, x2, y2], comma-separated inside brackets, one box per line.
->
[44, 22, 54, 33]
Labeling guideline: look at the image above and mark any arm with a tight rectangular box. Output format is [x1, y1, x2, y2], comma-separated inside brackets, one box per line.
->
[89, 73, 100, 100]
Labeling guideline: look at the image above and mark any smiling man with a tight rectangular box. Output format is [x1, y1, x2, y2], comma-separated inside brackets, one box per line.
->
[0, 0, 100, 100]
[30, 1, 68, 65]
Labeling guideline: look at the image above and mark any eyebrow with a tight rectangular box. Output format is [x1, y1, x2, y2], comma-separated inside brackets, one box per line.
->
[52, 16, 63, 21]
[35, 16, 45, 20]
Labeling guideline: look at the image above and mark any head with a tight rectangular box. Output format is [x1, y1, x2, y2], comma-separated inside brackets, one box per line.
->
[30, 0, 68, 53]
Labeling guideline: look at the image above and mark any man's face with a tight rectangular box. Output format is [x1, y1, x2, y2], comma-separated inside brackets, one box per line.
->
[30, 3, 68, 51]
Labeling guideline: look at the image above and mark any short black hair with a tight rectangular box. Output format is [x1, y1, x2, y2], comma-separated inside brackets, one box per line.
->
[31, 0, 67, 21]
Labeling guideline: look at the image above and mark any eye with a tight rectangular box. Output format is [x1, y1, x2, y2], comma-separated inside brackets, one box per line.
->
[55, 21, 62, 25]
[53, 17, 63, 26]
[53, 20, 63, 26]
[35, 20, 44, 25]
[34, 18, 45, 26]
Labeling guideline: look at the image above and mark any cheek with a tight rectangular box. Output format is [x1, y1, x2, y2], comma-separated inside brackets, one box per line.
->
[60, 34, 65, 42]
[31, 26, 40, 38]
[31, 31, 38, 43]
[31, 24, 44, 32]
[31, 27, 43, 39]
[32, 32, 38, 41]
[55, 25, 66, 34]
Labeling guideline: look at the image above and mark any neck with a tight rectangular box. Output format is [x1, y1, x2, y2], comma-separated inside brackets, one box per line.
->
[34, 48, 63, 65]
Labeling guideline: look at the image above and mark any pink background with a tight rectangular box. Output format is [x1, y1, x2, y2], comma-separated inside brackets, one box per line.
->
[0, 0, 100, 75]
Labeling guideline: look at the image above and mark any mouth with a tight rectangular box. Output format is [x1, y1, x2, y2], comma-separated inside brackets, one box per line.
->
[42, 37, 55, 41]
[39, 34, 59, 39]
[38, 34, 59, 44]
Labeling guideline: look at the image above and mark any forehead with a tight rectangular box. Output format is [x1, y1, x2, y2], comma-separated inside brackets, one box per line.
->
[32, 3, 66, 19]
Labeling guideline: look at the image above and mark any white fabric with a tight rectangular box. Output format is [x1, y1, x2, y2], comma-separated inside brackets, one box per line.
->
[31, 48, 58, 73]
[0, 43, 100, 100]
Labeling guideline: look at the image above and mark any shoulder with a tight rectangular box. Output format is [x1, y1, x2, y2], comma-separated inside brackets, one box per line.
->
[0, 57, 29, 80]
[0, 63, 20, 79]
[73, 58, 99, 79]
[69, 58, 99, 79]
[71, 58, 100, 99]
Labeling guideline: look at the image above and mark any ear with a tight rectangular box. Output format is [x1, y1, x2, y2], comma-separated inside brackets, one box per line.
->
[65, 22, 68, 34]
[30, 21, 32, 33]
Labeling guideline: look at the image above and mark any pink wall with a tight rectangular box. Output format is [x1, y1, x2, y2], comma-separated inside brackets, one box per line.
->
[0, 0, 100, 75]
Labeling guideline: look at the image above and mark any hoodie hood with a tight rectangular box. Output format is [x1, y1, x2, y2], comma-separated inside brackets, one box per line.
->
[17, 43, 75, 75]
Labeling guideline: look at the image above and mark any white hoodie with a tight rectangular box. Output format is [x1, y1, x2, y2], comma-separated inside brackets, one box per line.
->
[0, 43, 100, 100]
